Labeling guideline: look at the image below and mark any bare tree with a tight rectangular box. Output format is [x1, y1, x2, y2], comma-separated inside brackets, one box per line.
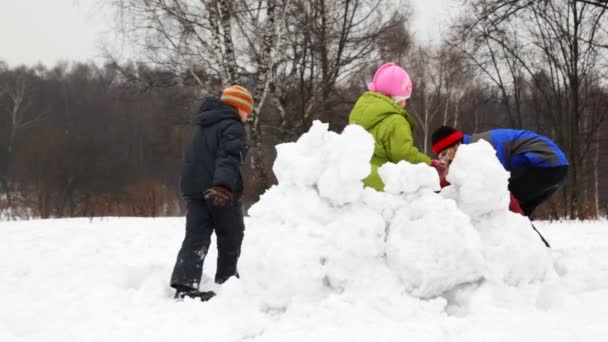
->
[0, 69, 46, 208]
[408, 47, 442, 154]
[109, 0, 410, 199]
[273, 1, 407, 135]
[453, 0, 608, 218]
[110, 0, 293, 194]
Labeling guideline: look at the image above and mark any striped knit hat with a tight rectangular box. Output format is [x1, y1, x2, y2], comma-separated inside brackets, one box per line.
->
[431, 126, 464, 155]
[221, 85, 254, 114]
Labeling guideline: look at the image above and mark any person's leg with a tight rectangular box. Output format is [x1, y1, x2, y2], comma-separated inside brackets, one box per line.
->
[210, 201, 245, 284]
[520, 192, 552, 218]
[508, 166, 568, 217]
[170, 198, 214, 290]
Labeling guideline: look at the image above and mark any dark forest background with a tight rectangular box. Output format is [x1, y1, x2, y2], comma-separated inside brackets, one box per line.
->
[1, 0, 607, 219]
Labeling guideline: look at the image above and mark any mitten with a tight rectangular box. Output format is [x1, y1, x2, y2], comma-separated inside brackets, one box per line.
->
[430, 159, 449, 180]
[439, 175, 451, 188]
[204, 186, 233, 207]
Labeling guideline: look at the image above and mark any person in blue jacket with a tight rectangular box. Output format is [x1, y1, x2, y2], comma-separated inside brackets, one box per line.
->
[431, 126, 568, 218]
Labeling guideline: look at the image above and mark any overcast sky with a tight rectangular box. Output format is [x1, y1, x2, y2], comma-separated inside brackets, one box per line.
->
[0, 0, 458, 67]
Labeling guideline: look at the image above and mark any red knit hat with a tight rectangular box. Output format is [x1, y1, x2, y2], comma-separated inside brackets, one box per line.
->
[431, 126, 464, 155]
[221, 85, 254, 114]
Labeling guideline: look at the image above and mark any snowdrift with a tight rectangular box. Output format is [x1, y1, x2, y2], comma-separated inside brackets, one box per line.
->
[243, 121, 555, 309]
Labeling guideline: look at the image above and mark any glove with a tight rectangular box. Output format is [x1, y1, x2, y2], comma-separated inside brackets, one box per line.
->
[204, 186, 233, 207]
[439, 175, 451, 188]
[509, 192, 524, 215]
[430, 159, 449, 183]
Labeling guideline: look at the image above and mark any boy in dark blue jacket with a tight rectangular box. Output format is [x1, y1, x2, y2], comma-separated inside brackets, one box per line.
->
[431, 126, 568, 218]
[170, 85, 254, 301]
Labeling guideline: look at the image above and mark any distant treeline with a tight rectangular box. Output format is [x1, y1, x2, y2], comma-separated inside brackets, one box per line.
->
[1, 0, 607, 219]
[0, 62, 197, 217]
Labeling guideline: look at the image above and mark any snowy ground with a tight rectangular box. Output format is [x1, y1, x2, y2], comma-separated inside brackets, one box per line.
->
[1, 218, 607, 342]
[2, 122, 608, 341]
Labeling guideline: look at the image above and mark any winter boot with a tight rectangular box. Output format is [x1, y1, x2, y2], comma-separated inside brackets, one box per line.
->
[173, 285, 216, 302]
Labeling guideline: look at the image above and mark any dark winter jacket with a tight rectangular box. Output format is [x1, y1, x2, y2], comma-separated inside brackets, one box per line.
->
[180, 97, 248, 198]
[463, 129, 568, 170]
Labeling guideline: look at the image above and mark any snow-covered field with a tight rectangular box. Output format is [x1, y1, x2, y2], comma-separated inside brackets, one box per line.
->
[1, 218, 607, 342]
[2, 122, 607, 341]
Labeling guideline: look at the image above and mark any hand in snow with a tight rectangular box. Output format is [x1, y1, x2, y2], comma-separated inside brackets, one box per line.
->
[430, 159, 449, 186]
[439, 175, 450, 188]
[204, 186, 233, 207]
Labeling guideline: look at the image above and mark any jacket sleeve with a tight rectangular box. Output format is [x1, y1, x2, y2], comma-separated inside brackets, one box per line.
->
[384, 115, 431, 165]
[213, 121, 245, 192]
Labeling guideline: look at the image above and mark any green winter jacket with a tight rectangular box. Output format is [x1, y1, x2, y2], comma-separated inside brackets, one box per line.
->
[349, 91, 431, 191]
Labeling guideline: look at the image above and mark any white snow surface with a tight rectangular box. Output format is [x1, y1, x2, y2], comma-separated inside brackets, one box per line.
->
[1, 121, 607, 341]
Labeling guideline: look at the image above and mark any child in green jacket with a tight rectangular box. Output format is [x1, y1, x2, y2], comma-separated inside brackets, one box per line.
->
[349, 63, 445, 191]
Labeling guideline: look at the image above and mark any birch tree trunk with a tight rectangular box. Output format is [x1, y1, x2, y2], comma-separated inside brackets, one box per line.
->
[593, 127, 600, 217]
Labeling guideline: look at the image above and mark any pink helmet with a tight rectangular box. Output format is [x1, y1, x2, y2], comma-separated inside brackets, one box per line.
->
[367, 63, 412, 99]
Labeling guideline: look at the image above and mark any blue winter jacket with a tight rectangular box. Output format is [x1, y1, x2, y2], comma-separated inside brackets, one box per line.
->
[463, 129, 568, 170]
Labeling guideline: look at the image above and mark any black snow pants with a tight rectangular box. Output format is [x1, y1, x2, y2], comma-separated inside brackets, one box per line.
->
[170, 197, 245, 290]
[508, 165, 568, 218]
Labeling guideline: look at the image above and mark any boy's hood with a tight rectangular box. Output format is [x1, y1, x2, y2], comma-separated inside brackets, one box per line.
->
[195, 97, 241, 127]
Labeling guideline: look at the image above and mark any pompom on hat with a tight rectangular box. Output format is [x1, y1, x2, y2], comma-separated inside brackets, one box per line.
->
[367, 63, 413, 99]
[221, 85, 254, 114]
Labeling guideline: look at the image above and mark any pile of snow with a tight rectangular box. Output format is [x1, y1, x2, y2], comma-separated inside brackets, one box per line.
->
[246, 121, 554, 305]
[440, 140, 555, 287]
